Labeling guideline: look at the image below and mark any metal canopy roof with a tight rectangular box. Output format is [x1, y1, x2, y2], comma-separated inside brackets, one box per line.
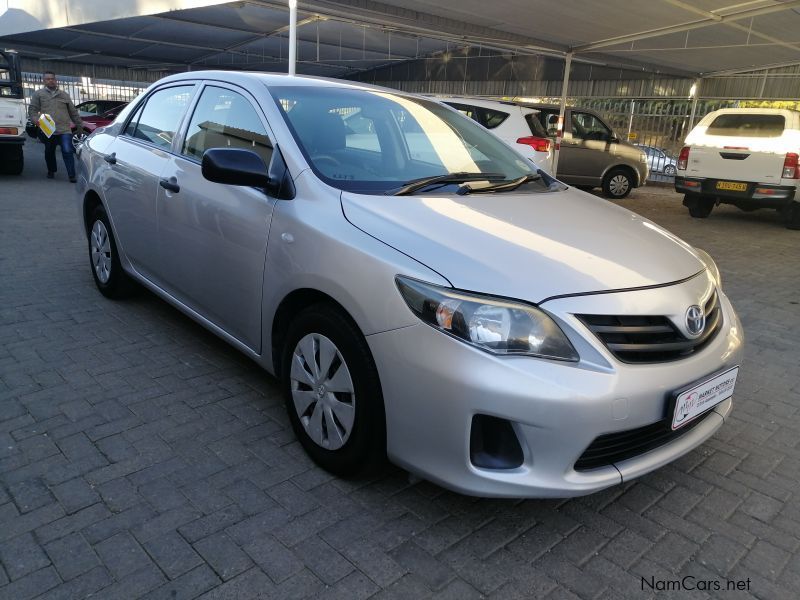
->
[3, 0, 800, 78]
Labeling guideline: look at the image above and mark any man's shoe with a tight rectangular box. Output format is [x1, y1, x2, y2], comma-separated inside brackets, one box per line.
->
[46, 172, 54, 179]
[69, 177, 77, 183]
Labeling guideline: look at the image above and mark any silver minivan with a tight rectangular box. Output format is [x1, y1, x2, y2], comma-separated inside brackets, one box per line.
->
[528, 104, 649, 198]
[77, 72, 742, 498]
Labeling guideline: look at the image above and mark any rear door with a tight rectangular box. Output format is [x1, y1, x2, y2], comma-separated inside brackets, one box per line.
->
[102, 84, 195, 280]
[155, 83, 277, 352]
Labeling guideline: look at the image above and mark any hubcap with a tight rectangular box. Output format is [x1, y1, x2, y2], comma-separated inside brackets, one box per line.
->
[90, 220, 112, 284]
[609, 174, 630, 196]
[73, 133, 87, 146]
[290, 333, 355, 450]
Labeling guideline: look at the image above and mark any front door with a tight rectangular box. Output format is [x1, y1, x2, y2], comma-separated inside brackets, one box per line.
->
[559, 111, 616, 185]
[156, 84, 277, 352]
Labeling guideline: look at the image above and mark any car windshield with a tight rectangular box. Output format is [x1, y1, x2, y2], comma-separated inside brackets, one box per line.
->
[269, 85, 550, 194]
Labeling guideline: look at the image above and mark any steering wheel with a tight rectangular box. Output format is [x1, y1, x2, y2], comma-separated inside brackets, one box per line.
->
[311, 154, 341, 168]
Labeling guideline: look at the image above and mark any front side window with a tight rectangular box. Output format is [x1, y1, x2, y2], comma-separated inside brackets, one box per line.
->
[182, 86, 272, 165]
[129, 85, 194, 149]
[572, 113, 611, 142]
[271, 86, 548, 194]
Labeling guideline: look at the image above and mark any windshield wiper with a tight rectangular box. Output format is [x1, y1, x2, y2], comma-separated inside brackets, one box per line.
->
[457, 173, 541, 195]
[387, 172, 506, 196]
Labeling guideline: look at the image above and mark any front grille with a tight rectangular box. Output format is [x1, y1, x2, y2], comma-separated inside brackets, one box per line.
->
[574, 410, 713, 471]
[577, 290, 721, 363]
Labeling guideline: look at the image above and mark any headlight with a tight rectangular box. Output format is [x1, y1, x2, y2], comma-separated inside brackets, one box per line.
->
[639, 152, 647, 163]
[694, 248, 722, 287]
[396, 276, 578, 361]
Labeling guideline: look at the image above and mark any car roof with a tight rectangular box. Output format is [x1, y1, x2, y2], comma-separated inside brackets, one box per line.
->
[154, 70, 415, 96]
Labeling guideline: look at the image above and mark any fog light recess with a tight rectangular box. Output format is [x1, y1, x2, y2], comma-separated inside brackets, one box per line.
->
[470, 414, 524, 469]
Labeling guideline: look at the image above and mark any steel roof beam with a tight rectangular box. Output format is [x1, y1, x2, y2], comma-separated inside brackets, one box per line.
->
[573, 0, 800, 52]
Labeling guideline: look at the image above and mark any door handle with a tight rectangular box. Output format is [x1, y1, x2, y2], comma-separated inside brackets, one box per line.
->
[159, 177, 180, 193]
[103, 152, 116, 165]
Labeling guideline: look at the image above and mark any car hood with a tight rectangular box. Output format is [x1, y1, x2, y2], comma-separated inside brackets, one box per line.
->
[341, 188, 705, 303]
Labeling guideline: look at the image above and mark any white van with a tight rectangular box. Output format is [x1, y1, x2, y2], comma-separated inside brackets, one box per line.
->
[675, 108, 800, 229]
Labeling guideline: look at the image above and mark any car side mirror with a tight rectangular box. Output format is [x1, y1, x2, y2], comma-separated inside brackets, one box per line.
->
[609, 134, 620, 144]
[201, 147, 295, 200]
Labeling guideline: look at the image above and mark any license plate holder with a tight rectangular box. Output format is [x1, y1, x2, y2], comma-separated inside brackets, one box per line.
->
[669, 366, 739, 431]
[715, 180, 748, 192]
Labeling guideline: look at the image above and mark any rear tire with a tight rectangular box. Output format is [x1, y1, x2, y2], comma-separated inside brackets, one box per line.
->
[664, 164, 676, 176]
[785, 201, 800, 230]
[602, 168, 633, 199]
[683, 194, 715, 219]
[0, 146, 24, 175]
[88, 205, 135, 298]
[282, 304, 386, 477]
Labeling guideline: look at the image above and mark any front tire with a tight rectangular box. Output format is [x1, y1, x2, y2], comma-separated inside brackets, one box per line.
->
[683, 194, 715, 219]
[664, 164, 676, 176]
[602, 168, 633, 199]
[88, 206, 135, 298]
[282, 304, 386, 476]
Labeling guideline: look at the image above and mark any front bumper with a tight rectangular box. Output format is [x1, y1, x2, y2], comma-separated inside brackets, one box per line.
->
[368, 273, 743, 498]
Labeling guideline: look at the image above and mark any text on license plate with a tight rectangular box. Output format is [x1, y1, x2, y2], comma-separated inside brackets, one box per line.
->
[672, 366, 738, 430]
[715, 181, 747, 192]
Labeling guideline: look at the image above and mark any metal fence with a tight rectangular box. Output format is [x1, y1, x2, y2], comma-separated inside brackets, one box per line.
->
[20, 72, 150, 107]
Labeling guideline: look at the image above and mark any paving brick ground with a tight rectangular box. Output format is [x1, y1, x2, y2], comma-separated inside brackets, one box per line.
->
[1, 141, 799, 599]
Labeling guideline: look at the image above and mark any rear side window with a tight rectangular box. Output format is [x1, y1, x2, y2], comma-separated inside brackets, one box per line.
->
[706, 114, 784, 138]
[128, 85, 194, 149]
[443, 102, 509, 129]
[524, 113, 548, 137]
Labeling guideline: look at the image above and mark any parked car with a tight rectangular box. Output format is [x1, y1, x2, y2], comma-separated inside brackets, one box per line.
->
[77, 72, 742, 498]
[675, 108, 800, 229]
[0, 49, 25, 175]
[525, 104, 649, 198]
[431, 96, 553, 169]
[71, 101, 128, 145]
[637, 144, 677, 175]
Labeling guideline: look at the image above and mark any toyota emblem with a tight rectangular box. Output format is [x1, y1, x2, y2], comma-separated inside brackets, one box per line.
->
[685, 305, 705, 337]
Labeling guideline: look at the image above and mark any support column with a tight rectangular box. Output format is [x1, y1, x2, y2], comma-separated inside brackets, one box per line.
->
[688, 77, 701, 129]
[288, 0, 298, 76]
[551, 52, 572, 174]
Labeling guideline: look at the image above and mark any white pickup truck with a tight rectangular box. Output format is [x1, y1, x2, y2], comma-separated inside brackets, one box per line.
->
[0, 50, 25, 175]
[674, 108, 800, 229]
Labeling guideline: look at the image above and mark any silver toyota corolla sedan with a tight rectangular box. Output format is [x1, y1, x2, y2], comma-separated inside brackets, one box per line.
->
[76, 71, 743, 498]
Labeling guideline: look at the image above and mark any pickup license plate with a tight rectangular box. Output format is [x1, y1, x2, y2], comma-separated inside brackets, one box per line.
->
[715, 181, 747, 192]
[671, 367, 738, 430]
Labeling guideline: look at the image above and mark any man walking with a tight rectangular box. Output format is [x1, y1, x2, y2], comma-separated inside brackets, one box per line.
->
[28, 71, 83, 182]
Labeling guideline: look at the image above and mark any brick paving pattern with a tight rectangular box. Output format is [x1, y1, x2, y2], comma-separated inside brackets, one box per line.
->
[1, 143, 799, 599]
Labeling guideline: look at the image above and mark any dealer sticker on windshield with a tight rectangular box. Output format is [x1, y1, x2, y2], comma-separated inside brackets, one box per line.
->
[671, 366, 738, 430]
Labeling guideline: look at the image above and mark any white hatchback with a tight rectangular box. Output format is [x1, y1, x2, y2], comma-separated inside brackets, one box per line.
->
[433, 96, 553, 169]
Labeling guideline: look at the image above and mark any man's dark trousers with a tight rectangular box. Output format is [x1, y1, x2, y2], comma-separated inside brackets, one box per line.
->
[41, 133, 76, 178]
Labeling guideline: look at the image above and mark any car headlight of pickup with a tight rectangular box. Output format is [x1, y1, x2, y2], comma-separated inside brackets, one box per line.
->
[396, 276, 578, 361]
